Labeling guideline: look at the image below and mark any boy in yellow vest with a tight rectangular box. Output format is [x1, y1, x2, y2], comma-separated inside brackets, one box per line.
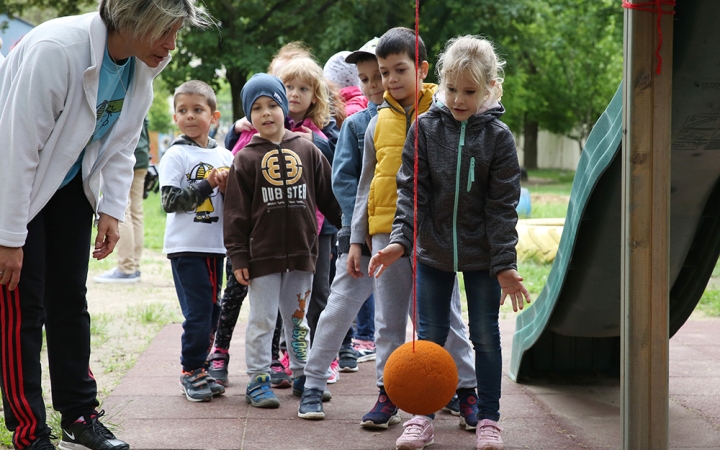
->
[348, 27, 478, 449]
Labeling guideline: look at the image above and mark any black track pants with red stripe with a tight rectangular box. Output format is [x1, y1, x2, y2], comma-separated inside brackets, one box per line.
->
[0, 174, 99, 449]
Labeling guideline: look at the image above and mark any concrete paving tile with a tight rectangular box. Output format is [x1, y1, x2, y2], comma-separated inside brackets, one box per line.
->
[673, 395, 720, 418]
[668, 417, 720, 448]
[112, 418, 244, 450]
[102, 394, 249, 420]
[671, 376, 720, 395]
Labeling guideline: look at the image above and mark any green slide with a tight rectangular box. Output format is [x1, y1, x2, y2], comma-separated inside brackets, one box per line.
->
[510, 0, 720, 381]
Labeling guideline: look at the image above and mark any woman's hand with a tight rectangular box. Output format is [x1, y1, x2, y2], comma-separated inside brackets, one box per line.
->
[368, 243, 404, 278]
[497, 269, 531, 312]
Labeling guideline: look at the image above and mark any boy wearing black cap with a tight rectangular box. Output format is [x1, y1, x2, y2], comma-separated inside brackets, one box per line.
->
[224, 73, 342, 408]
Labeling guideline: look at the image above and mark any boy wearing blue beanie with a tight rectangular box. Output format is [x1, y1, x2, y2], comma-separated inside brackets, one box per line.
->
[224, 73, 342, 408]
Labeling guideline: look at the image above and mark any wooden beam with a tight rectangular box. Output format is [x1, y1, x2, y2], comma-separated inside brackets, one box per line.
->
[621, 3, 674, 449]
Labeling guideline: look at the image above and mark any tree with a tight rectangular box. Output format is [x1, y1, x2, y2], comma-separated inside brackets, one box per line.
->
[148, 77, 173, 134]
[161, 0, 414, 121]
[498, 0, 622, 165]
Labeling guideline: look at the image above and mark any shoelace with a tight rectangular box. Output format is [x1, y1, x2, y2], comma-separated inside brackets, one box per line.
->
[90, 410, 116, 439]
[478, 423, 502, 441]
[402, 419, 428, 437]
[211, 359, 226, 370]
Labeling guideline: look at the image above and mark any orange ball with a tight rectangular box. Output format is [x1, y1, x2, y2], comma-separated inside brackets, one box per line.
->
[384, 340, 458, 415]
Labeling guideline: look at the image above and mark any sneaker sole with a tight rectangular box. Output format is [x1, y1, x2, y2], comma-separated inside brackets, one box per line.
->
[442, 406, 460, 416]
[460, 416, 477, 431]
[271, 379, 292, 388]
[181, 387, 213, 402]
[476, 443, 504, 450]
[357, 354, 376, 363]
[93, 277, 140, 284]
[397, 438, 434, 450]
[298, 410, 325, 420]
[339, 365, 359, 373]
[360, 412, 402, 429]
[245, 395, 280, 408]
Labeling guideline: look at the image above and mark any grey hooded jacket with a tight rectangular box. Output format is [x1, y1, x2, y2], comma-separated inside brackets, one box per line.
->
[389, 96, 521, 275]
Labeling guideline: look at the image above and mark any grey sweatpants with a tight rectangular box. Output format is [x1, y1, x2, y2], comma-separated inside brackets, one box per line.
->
[245, 271, 313, 378]
[304, 234, 475, 391]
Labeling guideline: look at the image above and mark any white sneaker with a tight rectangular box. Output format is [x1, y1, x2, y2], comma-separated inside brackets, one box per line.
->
[93, 268, 140, 284]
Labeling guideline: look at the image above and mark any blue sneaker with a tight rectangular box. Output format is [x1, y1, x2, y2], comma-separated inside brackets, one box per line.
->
[360, 388, 401, 429]
[246, 374, 280, 408]
[459, 390, 479, 430]
[442, 394, 460, 416]
[292, 375, 332, 402]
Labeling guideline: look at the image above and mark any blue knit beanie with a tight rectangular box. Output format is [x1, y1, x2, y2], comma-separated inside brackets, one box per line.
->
[241, 73, 289, 124]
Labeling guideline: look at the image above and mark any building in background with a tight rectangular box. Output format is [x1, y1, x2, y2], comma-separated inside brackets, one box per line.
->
[0, 14, 34, 56]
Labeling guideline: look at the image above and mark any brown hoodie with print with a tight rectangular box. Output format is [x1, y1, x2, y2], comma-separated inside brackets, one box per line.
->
[224, 130, 341, 279]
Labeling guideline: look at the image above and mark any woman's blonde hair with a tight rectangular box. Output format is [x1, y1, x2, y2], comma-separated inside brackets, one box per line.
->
[436, 35, 505, 103]
[277, 57, 331, 129]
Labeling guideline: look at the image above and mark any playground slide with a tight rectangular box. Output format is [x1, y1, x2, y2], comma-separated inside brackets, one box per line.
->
[509, 0, 720, 381]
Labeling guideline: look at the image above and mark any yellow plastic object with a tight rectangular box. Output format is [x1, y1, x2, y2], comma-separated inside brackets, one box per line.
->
[515, 218, 565, 264]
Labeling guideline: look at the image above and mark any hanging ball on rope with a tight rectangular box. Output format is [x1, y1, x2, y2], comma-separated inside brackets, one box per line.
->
[384, 340, 458, 415]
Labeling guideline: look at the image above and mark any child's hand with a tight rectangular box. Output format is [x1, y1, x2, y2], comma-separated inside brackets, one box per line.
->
[207, 168, 219, 189]
[234, 117, 254, 133]
[234, 268, 250, 286]
[215, 168, 229, 193]
[368, 243, 404, 278]
[297, 125, 314, 142]
[347, 244, 365, 279]
[497, 269, 531, 312]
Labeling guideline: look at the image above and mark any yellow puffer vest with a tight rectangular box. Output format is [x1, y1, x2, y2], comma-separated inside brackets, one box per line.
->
[368, 84, 436, 235]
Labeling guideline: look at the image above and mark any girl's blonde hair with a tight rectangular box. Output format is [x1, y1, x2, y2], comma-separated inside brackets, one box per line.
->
[277, 57, 331, 128]
[267, 41, 313, 75]
[436, 35, 505, 103]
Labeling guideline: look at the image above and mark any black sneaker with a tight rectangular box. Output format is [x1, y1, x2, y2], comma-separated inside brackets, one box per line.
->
[180, 368, 213, 402]
[207, 375, 226, 397]
[59, 410, 129, 450]
[338, 345, 359, 373]
[28, 435, 56, 450]
[292, 375, 332, 402]
[270, 359, 292, 388]
[297, 388, 325, 420]
[207, 351, 229, 386]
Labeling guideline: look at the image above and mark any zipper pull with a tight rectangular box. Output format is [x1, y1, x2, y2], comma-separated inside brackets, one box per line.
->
[94, 214, 99, 228]
[467, 157, 475, 192]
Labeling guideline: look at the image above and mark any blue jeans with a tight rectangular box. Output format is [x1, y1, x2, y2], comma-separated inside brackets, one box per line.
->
[416, 262, 502, 422]
[354, 294, 375, 341]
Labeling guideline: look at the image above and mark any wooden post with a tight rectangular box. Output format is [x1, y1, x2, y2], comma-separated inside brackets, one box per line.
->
[621, 3, 673, 449]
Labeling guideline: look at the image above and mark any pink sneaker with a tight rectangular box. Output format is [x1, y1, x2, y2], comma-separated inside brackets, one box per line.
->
[352, 338, 376, 362]
[327, 358, 340, 384]
[396, 416, 434, 450]
[476, 419, 503, 450]
[279, 351, 293, 376]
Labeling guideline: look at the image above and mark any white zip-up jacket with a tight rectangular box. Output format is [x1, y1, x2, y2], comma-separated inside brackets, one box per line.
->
[0, 12, 168, 248]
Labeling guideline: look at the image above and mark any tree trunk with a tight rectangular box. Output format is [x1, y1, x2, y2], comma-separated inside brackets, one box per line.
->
[226, 66, 246, 121]
[523, 115, 539, 169]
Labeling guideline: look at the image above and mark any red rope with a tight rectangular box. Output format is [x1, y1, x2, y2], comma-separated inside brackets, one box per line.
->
[621, 0, 676, 74]
[412, 0, 420, 352]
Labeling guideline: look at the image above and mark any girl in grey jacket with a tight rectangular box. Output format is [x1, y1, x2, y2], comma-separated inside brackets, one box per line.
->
[370, 35, 531, 450]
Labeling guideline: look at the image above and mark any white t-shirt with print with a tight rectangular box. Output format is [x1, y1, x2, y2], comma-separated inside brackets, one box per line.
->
[159, 143, 234, 255]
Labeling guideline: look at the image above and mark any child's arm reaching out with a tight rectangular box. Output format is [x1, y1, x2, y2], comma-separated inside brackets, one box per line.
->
[497, 269, 531, 312]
